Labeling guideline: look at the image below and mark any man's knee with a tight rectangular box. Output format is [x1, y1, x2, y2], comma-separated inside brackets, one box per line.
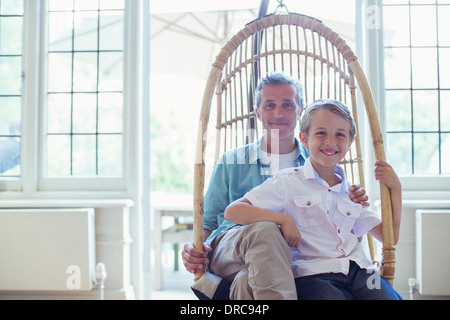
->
[244, 221, 288, 249]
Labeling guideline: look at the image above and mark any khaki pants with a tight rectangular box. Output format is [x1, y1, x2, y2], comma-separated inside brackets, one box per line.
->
[209, 221, 297, 300]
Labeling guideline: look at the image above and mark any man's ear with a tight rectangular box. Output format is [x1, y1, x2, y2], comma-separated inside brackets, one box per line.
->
[299, 132, 309, 148]
[255, 107, 261, 120]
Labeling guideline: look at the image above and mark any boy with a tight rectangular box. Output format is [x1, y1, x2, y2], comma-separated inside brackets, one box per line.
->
[224, 99, 402, 299]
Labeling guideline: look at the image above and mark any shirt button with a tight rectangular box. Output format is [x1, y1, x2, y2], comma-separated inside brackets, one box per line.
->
[337, 229, 341, 233]
[306, 201, 311, 206]
[347, 212, 351, 216]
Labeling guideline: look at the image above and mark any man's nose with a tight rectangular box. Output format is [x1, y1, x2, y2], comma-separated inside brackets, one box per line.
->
[273, 105, 283, 117]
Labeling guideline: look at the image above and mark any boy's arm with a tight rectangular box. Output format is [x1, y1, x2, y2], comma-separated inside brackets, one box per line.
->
[225, 197, 301, 247]
[368, 160, 402, 245]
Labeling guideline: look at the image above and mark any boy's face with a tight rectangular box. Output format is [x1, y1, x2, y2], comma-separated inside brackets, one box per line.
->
[299, 109, 355, 171]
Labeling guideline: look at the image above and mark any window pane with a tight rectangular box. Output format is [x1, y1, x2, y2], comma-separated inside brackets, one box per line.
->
[98, 93, 122, 133]
[74, 11, 99, 51]
[438, 6, 450, 45]
[48, 12, 73, 51]
[440, 91, 450, 131]
[384, 48, 411, 89]
[72, 135, 96, 175]
[74, 0, 98, 11]
[47, 135, 71, 176]
[99, 0, 125, 10]
[98, 135, 122, 175]
[414, 133, 439, 174]
[411, 48, 437, 89]
[410, 0, 437, 3]
[0, 96, 20, 132]
[383, 6, 410, 47]
[386, 90, 411, 131]
[413, 90, 439, 131]
[49, 0, 73, 11]
[72, 93, 97, 133]
[0, 137, 20, 175]
[73, 52, 98, 92]
[47, 94, 71, 133]
[98, 52, 123, 91]
[439, 48, 450, 88]
[0, 0, 23, 15]
[100, 11, 124, 51]
[411, 6, 437, 46]
[0, 17, 23, 55]
[48, 53, 72, 92]
[387, 133, 412, 174]
[0, 57, 22, 95]
[442, 133, 450, 174]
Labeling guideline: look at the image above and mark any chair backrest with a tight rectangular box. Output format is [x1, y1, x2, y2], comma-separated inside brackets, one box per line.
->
[193, 13, 395, 284]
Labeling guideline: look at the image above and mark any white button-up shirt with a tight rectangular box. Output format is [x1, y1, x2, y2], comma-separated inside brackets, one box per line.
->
[244, 158, 381, 278]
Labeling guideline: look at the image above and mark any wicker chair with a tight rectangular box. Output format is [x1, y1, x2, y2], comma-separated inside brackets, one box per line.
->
[193, 13, 396, 288]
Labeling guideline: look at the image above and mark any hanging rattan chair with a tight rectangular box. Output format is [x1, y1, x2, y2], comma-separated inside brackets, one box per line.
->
[192, 9, 396, 293]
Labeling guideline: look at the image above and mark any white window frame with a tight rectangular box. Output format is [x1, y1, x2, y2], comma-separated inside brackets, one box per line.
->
[0, 0, 147, 196]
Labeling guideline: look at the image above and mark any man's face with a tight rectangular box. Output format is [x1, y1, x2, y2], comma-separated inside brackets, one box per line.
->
[256, 83, 302, 141]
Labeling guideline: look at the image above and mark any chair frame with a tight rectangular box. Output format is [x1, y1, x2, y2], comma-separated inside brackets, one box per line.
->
[193, 13, 395, 285]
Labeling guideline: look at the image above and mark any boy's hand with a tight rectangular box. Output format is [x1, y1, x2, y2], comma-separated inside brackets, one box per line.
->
[279, 215, 301, 248]
[374, 160, 401, 192]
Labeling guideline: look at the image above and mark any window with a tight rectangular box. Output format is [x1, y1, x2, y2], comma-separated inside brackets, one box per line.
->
[0, 0, 143, 193]
[383, 0, 450, 176]
[0, 0, 23, 177]
[45, 0, 124, 178]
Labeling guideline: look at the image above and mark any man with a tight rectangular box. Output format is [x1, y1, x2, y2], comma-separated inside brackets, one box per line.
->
[183, 72, 368, 299]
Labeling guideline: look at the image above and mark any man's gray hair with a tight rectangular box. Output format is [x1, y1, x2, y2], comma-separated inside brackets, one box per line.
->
[254, 72, 304, 112]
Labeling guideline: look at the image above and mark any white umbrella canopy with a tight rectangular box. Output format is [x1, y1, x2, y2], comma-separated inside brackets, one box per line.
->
[150, 0, 355, 80]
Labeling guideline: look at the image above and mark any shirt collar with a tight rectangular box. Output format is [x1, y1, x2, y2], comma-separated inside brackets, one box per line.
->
[250, 136, 307, 165]
[304, 158, 348, 194]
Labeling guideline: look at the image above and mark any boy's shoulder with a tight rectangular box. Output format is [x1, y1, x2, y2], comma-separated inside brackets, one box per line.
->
[276, 166, 304, 176]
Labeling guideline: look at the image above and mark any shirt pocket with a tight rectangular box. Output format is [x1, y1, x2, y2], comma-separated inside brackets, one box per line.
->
[335, 199, 361, 233]
[291, 195, 325, 227]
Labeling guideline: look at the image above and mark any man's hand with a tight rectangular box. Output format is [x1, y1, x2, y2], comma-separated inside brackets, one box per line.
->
[182, 241, 212, 274]
[348, 183, 369, 207]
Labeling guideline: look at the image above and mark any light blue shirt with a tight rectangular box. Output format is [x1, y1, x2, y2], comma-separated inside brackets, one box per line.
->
[204, 137, 310, 244]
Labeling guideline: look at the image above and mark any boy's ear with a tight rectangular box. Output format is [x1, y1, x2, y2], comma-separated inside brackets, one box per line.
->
[299, 132, 309, 148]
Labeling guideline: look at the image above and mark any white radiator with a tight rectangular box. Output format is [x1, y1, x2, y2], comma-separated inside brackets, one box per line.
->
[0, 208, 96, 291]
[416, 209, 450, 296]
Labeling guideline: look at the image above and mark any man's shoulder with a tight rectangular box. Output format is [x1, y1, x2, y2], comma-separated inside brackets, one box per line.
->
[217, 142, 257, 165]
